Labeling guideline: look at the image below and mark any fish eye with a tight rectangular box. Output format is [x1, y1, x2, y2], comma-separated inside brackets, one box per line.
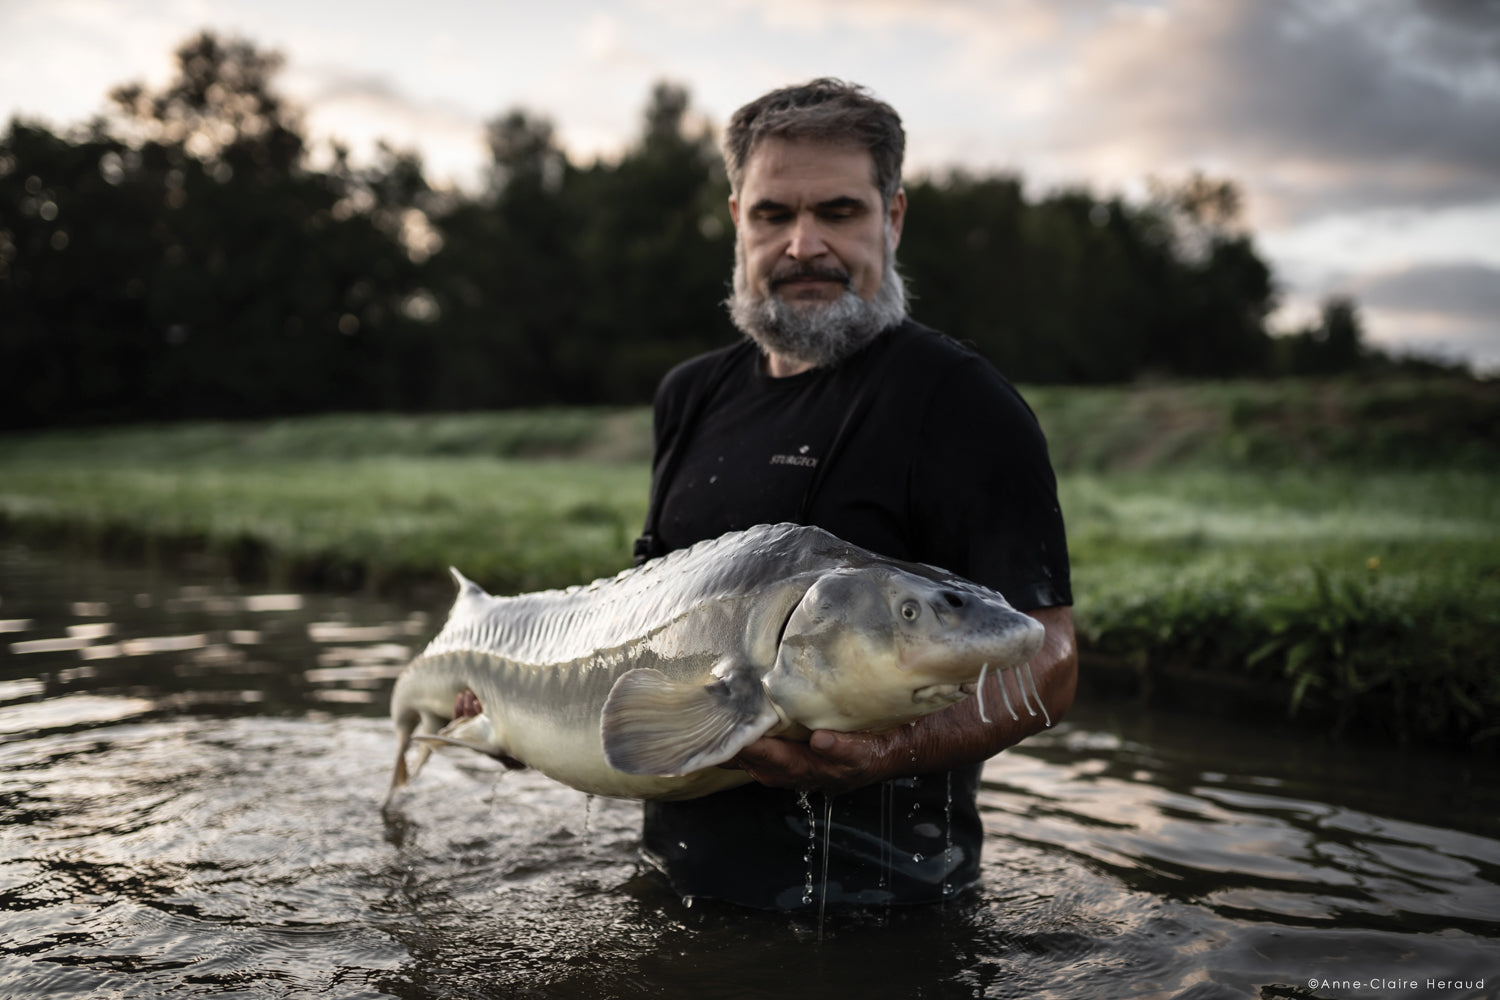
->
[900, 600, 920, 621]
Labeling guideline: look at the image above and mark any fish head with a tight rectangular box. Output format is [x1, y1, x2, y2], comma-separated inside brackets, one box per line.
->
[765, 566, 1045, 733]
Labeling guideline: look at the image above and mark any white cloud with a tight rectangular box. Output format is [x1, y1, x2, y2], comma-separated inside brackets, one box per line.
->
[0, 0, 201, 128]
[1032, 0, 1500, 225]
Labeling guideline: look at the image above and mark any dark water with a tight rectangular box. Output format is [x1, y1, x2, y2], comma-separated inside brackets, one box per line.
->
[1, 544, 1496, 1000]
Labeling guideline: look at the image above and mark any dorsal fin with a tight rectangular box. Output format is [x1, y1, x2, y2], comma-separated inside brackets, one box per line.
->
[449, 567, 488, 600]
[438, 567, 494, 633]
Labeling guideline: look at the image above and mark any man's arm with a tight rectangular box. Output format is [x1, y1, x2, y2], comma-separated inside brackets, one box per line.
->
[726, 605, 1078, 795]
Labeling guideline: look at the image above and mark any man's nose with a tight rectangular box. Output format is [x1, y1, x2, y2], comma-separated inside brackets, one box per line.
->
[785, 215, 828, 259]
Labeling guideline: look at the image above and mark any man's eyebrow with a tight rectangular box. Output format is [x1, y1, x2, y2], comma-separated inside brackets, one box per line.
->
[746, 195, 870, 215]
[747, 198, 791, 215]
[816, 196, 869, 213]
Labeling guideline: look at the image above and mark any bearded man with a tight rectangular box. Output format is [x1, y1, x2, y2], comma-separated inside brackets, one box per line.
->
[634, 79, 1077, 909]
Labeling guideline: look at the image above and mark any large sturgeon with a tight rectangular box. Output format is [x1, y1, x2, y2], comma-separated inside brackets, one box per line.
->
[386, 522, 1046, 804]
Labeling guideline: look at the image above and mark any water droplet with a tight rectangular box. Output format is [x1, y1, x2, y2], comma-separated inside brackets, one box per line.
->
[799, 791, 816, 908]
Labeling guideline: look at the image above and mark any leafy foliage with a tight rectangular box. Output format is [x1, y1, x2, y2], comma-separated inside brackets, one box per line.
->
[1, 29, 1434, 432]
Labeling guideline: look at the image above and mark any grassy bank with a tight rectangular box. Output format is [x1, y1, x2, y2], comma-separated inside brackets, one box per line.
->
[2, 377, 1496, 752]
[0, 409, 651, 594]
[1065, 468, 1498, 751]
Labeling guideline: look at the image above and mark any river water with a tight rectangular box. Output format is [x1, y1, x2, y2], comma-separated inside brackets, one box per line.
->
[1, 543, 1496, 999]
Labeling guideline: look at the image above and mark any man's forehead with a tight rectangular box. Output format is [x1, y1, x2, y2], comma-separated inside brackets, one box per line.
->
[739, 136, 880, 196]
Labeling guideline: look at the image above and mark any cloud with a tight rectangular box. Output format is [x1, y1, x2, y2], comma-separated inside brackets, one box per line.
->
[0, 0, 198, 128]
[683, 0, 1499, 228]
[1348, 262, 1500, 370]
[1355, 262, 1500, 322]
[281, 65, 489, 186]
[1047, 0, 1500, 224]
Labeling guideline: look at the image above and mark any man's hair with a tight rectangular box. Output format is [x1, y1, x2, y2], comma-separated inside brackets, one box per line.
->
[722, 78, 905, 205]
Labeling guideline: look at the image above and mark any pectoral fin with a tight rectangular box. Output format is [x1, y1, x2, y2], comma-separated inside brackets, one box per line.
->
[601, 665, 779, 776]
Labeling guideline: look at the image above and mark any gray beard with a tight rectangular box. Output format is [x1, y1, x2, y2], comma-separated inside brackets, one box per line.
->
[725, 238, 908, 370]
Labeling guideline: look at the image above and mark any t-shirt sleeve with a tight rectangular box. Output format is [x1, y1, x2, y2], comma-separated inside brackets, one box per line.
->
[909, 355, 1072, 611]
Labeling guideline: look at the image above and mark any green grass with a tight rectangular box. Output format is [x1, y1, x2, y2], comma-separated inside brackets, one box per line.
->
[1025, 375, 1500, 473]
[0, 453, 647, 594]
[2, 376, 1496, 751]
[0, 408, 653, 593]
[1065, 468, 1500, 750]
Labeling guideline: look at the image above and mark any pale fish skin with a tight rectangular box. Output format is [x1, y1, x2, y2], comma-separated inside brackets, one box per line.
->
[386, 523, 1046, 804]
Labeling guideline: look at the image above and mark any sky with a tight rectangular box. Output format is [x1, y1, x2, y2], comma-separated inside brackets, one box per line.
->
[3, 0, 1498, 371]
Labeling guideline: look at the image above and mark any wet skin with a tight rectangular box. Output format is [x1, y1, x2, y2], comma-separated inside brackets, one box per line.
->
[730, 136, 907, 377]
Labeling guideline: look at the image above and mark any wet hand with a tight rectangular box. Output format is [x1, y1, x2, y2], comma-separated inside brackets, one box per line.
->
[725, 730, 904, 795]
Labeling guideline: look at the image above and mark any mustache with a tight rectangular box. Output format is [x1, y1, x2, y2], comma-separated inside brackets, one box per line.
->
[769, 262, 852, 289]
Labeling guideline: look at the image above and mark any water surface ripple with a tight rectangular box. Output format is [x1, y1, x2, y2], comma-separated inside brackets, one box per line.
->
[1, 545, 1496, 999]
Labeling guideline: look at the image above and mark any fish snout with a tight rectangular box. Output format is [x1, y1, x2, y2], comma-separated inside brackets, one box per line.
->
[929, 588, 972, 624]
[897, 586, 1044, 680]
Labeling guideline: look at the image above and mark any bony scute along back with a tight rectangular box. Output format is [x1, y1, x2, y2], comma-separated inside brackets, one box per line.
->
[385, 523, 1046, 806]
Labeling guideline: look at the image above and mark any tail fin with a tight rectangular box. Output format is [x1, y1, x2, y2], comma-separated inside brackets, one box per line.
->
[382, 709, 434, 810]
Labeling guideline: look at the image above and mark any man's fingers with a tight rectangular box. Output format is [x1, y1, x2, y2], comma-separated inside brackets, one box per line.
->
[808, 730, 838, 753]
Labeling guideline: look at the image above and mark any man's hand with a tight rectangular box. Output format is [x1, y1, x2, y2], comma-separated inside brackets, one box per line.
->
[725, 728, 909, 795]
[724, 605, 1078, 796]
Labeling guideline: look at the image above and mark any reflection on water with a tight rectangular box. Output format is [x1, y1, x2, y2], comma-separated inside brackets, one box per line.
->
[2, 543, 1497, 999]
[0, 544, 432, 728]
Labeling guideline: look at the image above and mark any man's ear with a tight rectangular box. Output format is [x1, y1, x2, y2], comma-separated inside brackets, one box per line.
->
[887, 188, 907, 249]
[728, 193, 741, 230]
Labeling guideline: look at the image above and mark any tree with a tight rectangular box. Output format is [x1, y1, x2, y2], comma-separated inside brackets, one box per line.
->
[422, 82, 735, 409]
[0, 31, 429, 427]
[1275, 296, 1367, 376]
[0, 33, 1375, 428]
[109, 31, 304, 178]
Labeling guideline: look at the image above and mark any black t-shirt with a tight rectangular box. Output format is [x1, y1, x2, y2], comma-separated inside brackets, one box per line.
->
[640, 319, 1071, 908]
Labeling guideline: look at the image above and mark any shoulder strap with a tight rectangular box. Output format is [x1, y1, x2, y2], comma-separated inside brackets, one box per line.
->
[634, 342, 751, 564]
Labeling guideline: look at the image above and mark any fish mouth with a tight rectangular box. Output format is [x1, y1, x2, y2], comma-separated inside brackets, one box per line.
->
[912, 682, 967, 706]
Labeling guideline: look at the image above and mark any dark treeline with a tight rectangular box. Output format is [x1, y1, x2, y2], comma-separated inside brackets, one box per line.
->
[0, 32, 1459, 429]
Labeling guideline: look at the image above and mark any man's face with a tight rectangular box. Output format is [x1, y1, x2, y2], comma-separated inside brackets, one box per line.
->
[727, 137, 908, 371]
[730, 137, 905, 308]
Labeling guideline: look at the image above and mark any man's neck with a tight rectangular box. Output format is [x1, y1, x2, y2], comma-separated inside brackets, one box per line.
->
[763, 351, 817, 378]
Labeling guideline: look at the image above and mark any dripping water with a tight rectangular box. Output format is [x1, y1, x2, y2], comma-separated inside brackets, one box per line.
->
[582, 794, 595, 855]
[942, 770, 954, 899]
[878, 779, 893, 891]
[818, 793, 833, 943]
[799, 790, 816, 907]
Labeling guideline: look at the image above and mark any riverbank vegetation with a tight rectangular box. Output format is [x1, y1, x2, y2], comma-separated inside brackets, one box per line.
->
[2, 376, 1495, 754]
[2, 32, 1471, 431]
